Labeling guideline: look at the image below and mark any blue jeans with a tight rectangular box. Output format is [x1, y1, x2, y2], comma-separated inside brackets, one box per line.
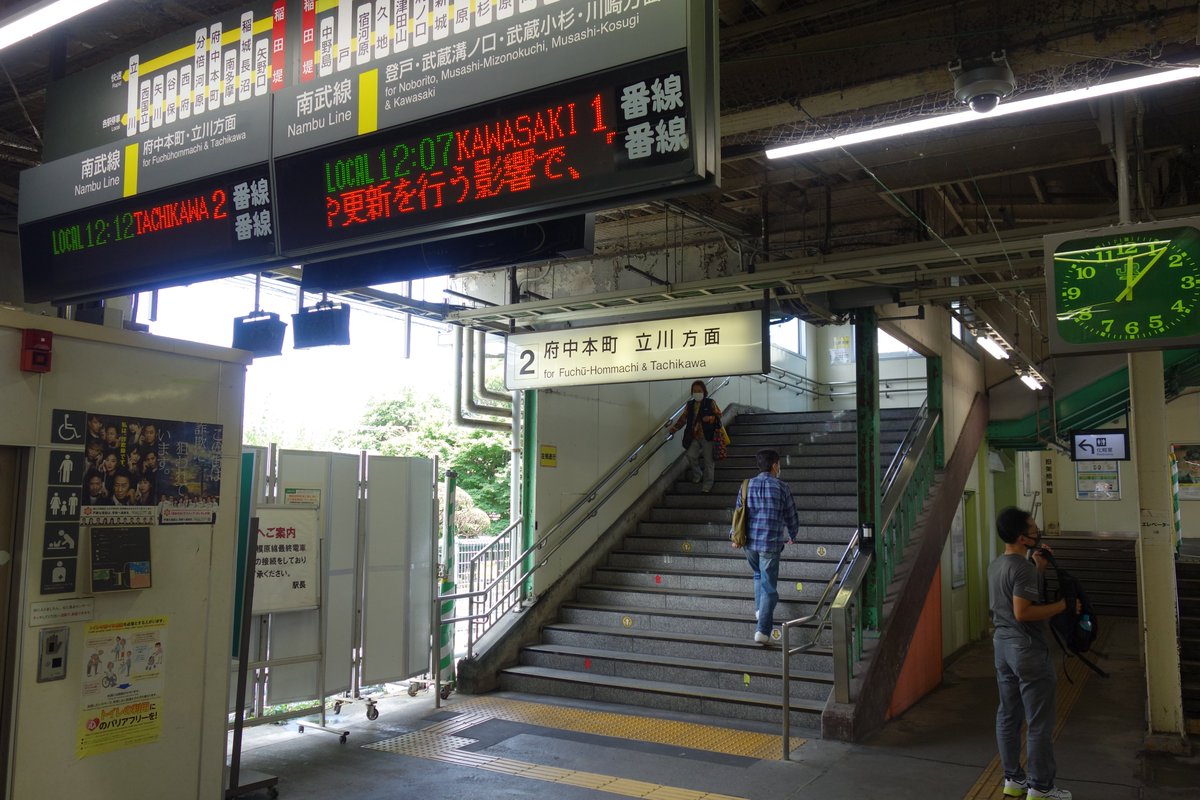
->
[994, 635, 1057, 791]
[746, 549, 781, 635]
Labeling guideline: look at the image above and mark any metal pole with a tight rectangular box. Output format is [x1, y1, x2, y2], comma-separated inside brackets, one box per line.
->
[520, 389, 537, 601]
[429, 456, 441, 707]
[437, 470, 458, 704]
[781, 623, 791, 760]
[855, 308, 882, 627]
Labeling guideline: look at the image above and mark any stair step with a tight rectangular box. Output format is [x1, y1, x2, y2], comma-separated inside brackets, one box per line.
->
[660, 493, 857, 510]
[576, 584, 817, 619]
[645, 507, 857, 526]
[607, 551, 838, 577]
[499, 665, 826, 728]
[559, 601, 831, 642]
[541, 622, 834, 672]
[593, 566, 833, 598]
[517, 643, 833, 700]
[636, 521, 856, 542]
[624, 536, 848, 560]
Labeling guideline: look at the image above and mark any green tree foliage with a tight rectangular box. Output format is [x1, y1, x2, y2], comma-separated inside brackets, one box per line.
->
[336, 388, 511, 536]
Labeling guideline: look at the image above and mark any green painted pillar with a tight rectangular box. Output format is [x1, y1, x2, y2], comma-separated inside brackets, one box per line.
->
[521, 389, 537, 600]
[927, 355, 944, 469]
[854, 308, 882, 628]
[439, 470, 458, 683]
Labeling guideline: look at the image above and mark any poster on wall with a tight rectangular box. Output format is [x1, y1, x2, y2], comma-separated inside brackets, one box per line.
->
[90, 527, 152, 592]
[950, 496, 966, 589]
[1173, 443, 1200, 500]
[251, 507, 319, 614]
[829, 335, 852, 365]
[1075, 460, 1121, 500]
[76, 616, 167, 758]
[78, 413, 223, 525]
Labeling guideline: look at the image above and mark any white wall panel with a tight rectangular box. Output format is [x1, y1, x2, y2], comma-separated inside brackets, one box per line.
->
[1, 308, 247, 800]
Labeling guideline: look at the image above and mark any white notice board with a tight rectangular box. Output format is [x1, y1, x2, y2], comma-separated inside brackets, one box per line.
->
[251, 506, 319, 614]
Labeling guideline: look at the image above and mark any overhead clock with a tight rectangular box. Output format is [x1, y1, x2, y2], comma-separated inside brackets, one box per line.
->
[1045, 220, 1200, 354]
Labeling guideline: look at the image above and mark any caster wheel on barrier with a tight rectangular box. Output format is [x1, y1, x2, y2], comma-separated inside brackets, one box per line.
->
[339, 733, 348, 744]
[440, 685, 453, 700]
[297, 725, 305, 733]
[267, 787, 279, 799]
[407, 684, 419, 697]
[333, 702, 343, 715]
[366, 704, 379, 721]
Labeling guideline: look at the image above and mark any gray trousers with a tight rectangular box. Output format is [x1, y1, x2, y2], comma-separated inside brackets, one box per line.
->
[684, 438, 715, 491]
[993, 634, 1057, 790]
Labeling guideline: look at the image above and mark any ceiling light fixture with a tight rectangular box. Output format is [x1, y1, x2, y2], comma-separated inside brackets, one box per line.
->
[765, 65, 1200, 160]
[1020, 373, 1043, 391]
[976, 335, 1009, 360]
[0, 0, 110, 52]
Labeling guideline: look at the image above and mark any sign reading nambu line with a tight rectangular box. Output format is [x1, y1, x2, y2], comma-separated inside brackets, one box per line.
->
[504, 310, 768, 390]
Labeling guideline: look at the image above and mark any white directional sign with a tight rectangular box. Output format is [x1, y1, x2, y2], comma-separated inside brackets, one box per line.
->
[504, 309, 767, 390]
[1071, 429, 1130, 461]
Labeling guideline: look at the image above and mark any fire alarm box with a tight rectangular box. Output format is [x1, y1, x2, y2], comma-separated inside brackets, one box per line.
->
[20, 329, 52, 373]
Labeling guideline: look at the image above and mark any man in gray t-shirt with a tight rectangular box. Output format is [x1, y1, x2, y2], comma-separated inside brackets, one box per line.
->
[986, 507, 1075, 800]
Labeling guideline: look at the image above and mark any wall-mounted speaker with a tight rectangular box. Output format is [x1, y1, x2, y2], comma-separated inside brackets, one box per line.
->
[232, 312, 287, 358]
[292, 302, 350, 349]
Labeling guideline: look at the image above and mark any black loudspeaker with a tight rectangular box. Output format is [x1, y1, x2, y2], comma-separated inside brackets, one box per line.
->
[291, 302, 351, 349]
[232, 312, 287, 357]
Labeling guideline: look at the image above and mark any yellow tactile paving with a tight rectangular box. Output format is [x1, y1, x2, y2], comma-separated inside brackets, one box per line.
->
[962, 625, 1111, 800]
[365, 694, 798, 799]
[450, 695, 804, 759]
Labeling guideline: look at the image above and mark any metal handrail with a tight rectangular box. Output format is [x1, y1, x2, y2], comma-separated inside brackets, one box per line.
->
[443, 376, 734, 656]
[780, 407, 940, 758]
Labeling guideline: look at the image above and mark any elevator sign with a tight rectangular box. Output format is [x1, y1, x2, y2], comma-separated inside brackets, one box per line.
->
[504, 310, 768, 390]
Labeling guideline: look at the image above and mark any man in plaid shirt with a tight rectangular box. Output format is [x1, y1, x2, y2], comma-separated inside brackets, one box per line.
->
[732, 449, 799, 644]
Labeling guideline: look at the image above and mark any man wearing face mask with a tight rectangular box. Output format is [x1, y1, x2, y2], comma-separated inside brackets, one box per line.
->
[666, 380, 723, 493]
[988, 506, 1079, 800]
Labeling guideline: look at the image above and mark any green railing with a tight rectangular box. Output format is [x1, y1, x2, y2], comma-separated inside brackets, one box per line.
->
[781, 402, 939, 756]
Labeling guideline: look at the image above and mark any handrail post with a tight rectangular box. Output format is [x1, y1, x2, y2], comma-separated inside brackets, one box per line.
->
[832, 600, 851, 704]
[781, 622, 792, 760]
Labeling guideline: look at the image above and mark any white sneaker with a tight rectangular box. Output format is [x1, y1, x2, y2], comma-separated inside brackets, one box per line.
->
[1003, 777, 1028, 797]
[753, 631, 770, 644]
[1027, 787, 1071, 800]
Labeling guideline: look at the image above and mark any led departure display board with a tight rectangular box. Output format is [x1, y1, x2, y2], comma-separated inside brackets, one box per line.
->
[20, 165, 278, 304]
[275, 52, 704, 256]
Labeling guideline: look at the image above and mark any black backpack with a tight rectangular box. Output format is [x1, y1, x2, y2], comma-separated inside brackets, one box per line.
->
[1042, 550, 1109, 680]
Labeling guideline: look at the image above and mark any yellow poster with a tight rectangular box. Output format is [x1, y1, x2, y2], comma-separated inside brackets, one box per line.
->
[76, 615, 167, 758]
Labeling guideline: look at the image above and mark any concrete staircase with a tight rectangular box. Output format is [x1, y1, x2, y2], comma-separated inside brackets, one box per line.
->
[1042, 534, 1138, 618]
[499, 407, 919, 731]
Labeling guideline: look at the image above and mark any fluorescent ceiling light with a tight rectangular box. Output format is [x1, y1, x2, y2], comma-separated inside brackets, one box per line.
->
[1020, 374, 1043, 391]
[0, 0, 110, 51]
[976, 335, 1009, 360]
[766, 65, 1200, 160]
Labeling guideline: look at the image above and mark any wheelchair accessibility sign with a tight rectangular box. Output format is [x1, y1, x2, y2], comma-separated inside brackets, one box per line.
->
[50, 409, 86, 444]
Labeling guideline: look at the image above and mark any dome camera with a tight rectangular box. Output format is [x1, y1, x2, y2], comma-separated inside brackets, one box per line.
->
[949, 51, 1015, 114]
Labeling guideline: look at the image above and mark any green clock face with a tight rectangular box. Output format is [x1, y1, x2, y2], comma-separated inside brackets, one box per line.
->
[1052, 225, 1200, 347]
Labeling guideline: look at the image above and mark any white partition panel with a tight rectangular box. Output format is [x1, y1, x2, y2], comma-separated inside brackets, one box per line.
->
[264, 450, 360, 701]
[362, 456, 434, 685]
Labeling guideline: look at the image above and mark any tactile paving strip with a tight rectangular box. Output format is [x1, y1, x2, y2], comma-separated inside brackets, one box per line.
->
[961, 625, 1111, 800]
[366, 696, 805, 799]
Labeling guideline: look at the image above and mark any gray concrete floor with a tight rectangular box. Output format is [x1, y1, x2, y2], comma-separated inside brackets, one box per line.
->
[227, 617, 1200, 799]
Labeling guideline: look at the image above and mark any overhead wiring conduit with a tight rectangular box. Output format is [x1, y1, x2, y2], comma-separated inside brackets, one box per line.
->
[474, 329, 512, 406]
[454, 326, 512, 431]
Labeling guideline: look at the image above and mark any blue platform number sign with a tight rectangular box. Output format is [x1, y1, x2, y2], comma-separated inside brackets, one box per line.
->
[51, 409, 87, 444]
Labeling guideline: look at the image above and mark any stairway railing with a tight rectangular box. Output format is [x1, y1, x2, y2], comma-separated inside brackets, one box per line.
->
[449, 377, 734, 657]
[780, 401, 939, 757]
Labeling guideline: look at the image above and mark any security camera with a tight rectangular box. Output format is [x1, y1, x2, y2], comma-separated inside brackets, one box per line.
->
[949, 51, 1015, 114]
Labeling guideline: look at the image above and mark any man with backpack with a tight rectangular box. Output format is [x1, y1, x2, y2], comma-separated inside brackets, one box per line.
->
[988, 507, 1082, 800]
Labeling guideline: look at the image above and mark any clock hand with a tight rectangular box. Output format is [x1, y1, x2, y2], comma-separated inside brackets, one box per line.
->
[1115, 244, 1169, 302]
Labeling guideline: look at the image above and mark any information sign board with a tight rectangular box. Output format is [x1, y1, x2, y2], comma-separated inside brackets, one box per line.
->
[504, 309, 768, 390]
[271, 0, 696, 158]
[275, 51, 703, 255]
[20, 164, 278, 304]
